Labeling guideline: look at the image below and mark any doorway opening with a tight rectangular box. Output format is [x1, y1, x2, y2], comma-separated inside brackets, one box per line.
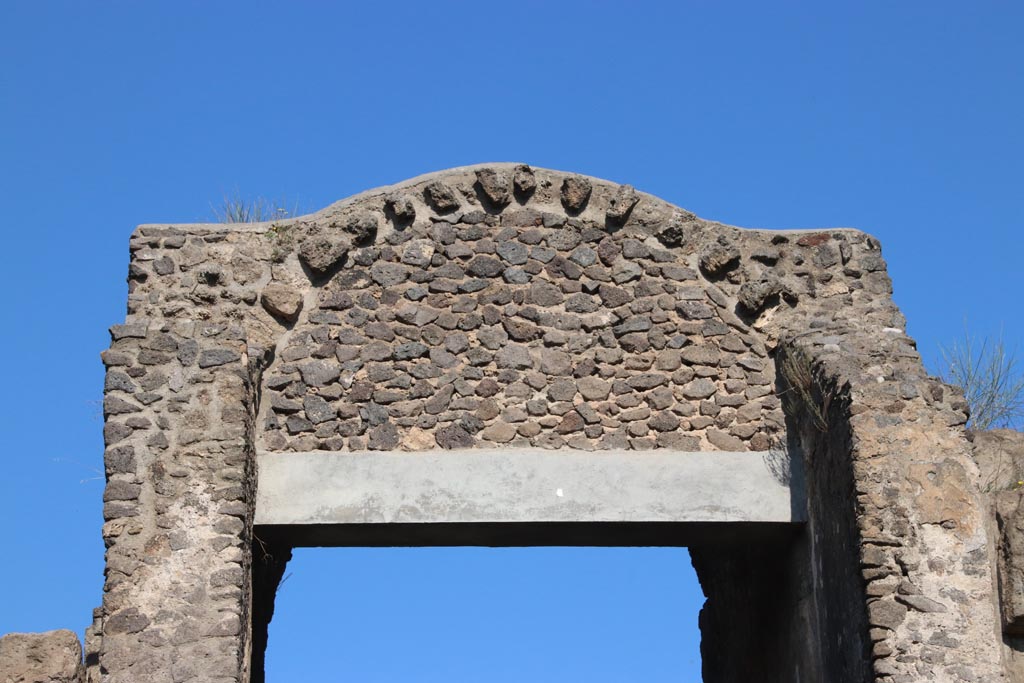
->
[262, 546, 704, 682]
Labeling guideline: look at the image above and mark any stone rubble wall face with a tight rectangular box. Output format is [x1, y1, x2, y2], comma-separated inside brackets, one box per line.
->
[123, 166, 893, 457]
[73, 164, 1007, 682]
[96, 322, 259, 683]
[976, 431, 1024, 679]
[787, 332, 1006, 683]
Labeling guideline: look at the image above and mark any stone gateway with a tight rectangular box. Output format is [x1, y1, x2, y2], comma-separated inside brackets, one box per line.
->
[3, 164, 1023, 682]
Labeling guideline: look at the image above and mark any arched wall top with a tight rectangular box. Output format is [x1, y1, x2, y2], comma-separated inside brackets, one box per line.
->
[136, 162, 865, 238]
[122, 164, 902, 456]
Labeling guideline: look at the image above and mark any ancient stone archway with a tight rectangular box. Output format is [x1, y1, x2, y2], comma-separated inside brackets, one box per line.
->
[6, 165, 1014, 683]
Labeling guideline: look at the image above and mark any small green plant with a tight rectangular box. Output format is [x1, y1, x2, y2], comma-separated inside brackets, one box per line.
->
[939, 326, 1024, 431]
[266, 222, 295, 262]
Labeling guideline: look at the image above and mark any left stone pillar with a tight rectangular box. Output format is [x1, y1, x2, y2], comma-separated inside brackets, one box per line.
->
[95, 319, 262, 683]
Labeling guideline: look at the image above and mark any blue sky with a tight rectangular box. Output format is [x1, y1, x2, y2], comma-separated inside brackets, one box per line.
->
[1, 2, 1021, 680]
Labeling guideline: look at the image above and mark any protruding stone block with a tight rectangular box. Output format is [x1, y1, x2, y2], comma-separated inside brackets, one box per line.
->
[0, 630, 84, 683]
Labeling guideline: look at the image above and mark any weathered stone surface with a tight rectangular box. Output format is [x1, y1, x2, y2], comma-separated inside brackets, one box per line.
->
[436, 423, 474, 449]
[481, 422, 517, 443]
[529, 280, 563, 307]
[682, 378, 717, 399]
[299, 234, 350, 275]
[995, 485, 1024, 634]
[706, 429, 745, 451]
[560, 175, 592, 213]
[973, 429, 1024, 492]
[303, 394, 336, 424]
[503, 318, 542, 342]
[475, 168, 511, 206]
[513, 164, 537, 196]
[867, 599, 908, 630]
[496, 241, 528, 265]
[368, 422, 400, 450]
[370, 262, 409, 287]
[577, 376, 611, 400]
[496, 344, 533, 369]
[299, 359, 340, 387]
[606, 184, 639, 221]
[699, 236, 740, 276]
[401, 239, 435, 267]
[655, 211, 695, 247]
[197, 348, 240, 368]
[738, 277, 782, 314]
[386, 193, 416, 221]
[896, 594, 947, 613]
[423, 180, 460, 213]
[540, 350, 572, 376]
[261, 283, 303, 322]
[468, 255, 503, 278]
[0, 630, 83, 683]
[343, 211, 379, 243]
[627, 373, 668, 390]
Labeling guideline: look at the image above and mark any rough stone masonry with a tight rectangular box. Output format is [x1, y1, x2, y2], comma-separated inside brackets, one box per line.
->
[2, 164, 1023, 682]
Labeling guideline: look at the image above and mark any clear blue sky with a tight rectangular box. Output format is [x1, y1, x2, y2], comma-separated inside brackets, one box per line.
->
[1, 2, 1021, 681]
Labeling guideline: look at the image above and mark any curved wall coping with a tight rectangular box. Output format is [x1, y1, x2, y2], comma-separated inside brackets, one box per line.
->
[134, 162, 863, 237]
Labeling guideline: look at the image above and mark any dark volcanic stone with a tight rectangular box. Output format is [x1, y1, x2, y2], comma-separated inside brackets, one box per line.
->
[569, 246, 597, 267]
[503, 318, 543, 342]
[738, 278, 783, 314]
[540, 349, 573, 376]
[613, 316, 652, 337]
[496, 241, 528, 265]
[299, 359, 341, 387]
[370, 262, 410, 287]
[513, 164, 536, 196]
[475, 168, 512, 206]
[546, 256, 583, 280]
[286, 415, 314, 434]
[548, 379, 578, 401]
[627, 373, 668, 390]
[607, 184, 639, 221]
[555, 411, 585, 434]
[198, 348, 240, 368]
[436, 423, 475, 449]
[561, 176, 592, 213]
[385, 193, 416, 220]
[649, 412, 680, 432]
[303, 395, 337, 424]
[503, 208, 543, 227]
[299, 234, 350, 276]
[343, 211, 378, 243]
[496, 344, 534, 369]
[529, 280, 563, 307]
[394, 342, 429, 360]
[367, 423, 400, 450]
[599, 284, 632, 308]
[424, 181, 460, 213]
[467, 255, 504, 278]
[699, 236, 740, 276]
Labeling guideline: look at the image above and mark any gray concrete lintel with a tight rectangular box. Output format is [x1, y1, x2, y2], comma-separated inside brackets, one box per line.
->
[255, 448, 804, 527]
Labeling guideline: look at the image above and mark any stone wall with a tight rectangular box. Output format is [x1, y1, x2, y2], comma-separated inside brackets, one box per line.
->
[3, 164, 1016, 682]
[973, 430, 1024, 680]
[96, 323, 263, 682]
[121, 164, 896, 461]
[0, 630, 83, 683]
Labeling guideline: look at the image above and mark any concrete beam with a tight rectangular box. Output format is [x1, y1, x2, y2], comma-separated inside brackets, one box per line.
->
[255, 448, 803, 529]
